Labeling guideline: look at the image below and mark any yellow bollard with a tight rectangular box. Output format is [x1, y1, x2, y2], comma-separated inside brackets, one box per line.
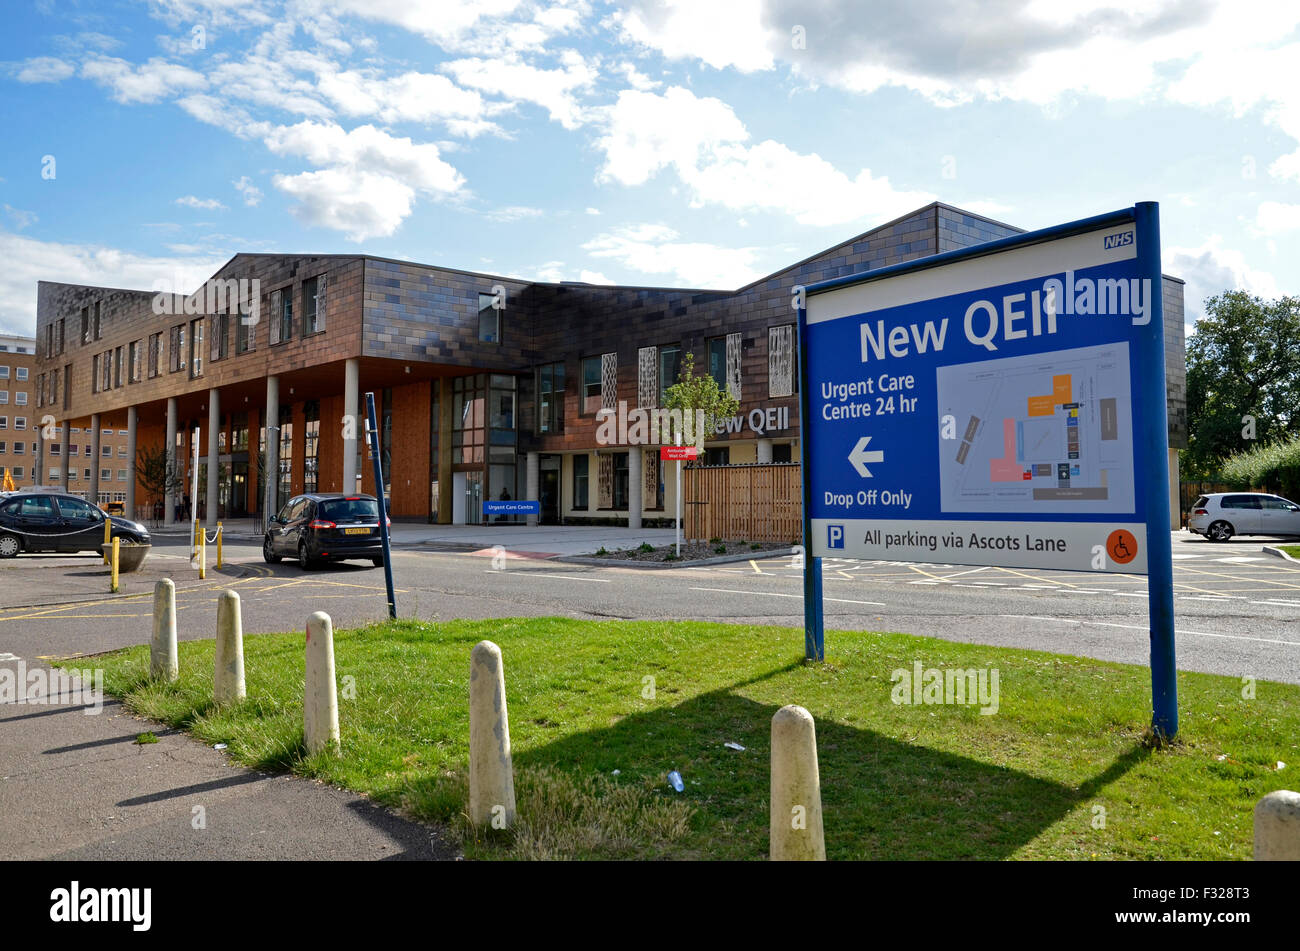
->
[102, 515, 111, 565]
[110, 537, 120, 594]
[199, 536, 206, 580]
[217, 521, 223, 569]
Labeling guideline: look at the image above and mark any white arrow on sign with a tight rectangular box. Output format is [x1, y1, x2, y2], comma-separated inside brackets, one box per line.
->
[849, 436, 884, 477]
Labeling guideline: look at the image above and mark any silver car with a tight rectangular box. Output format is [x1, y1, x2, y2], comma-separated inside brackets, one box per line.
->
[1187, 492, 1300, 542]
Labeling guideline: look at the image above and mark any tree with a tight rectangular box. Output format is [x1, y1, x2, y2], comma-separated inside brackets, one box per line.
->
[663, 351, 740, 448]
[1182, 291, 1300, 479]
[136, 444, 183, 523]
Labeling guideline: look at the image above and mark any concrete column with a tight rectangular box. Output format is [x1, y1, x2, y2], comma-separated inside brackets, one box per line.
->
[343, 358, 359, 495]
[756, 438, 774, 464]
[264, 375, 279, 528]
[214, 590, 245, 705]
[59, 421, 71, 493]
[150, 578, 177, 682]
[35, 428, 44, 488]
[526, 451, 539, 527]
[126, 406, 137, 519]
[627, 447, 642, 529]
[88, 413, 101, 506]
[207, 388, 220, 528]
[770, 704, 826, 861]
[437, 377, 453, 524]
[1255, 790, 1300, 860]
[304, 612, 340, 754]
[164, 398, 177, 525]
[469, 640, 516, 828]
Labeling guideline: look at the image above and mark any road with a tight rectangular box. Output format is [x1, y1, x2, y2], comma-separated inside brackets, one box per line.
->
[1, 530, 1297, 684]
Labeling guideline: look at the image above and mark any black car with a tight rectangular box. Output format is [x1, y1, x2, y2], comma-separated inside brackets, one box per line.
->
[263, 492, 388, 569]
[0, 491, 151, 558]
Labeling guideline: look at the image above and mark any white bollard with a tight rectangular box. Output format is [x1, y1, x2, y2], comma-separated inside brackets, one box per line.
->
[213, 590, 245, 704]
[770, 704, 826, 861]
[1254, 789, 1300, 860]
[150, 579, 178, 682]
[304, 612, 340, 755]
[469, 640, 516, 828]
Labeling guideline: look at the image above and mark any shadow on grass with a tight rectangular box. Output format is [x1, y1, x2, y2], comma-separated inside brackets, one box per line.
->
[506, 687, 1150, 860]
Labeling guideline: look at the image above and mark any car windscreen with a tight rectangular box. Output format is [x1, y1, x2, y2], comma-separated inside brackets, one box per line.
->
[318, 498, 378, 521]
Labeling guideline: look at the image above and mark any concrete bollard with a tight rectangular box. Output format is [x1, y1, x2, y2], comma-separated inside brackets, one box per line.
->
[110, 537, 120, 594]
[304, 612, 340, 755]
[1254, 789, 1300, 860]
[213, 590, 245, 704]
[770, 704, 826, 861]
[469, 640, 516, 828]
[150, 578, 178, 682]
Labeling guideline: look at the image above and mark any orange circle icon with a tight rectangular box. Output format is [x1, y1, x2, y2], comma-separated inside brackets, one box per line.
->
[1107, 529, 1138, 565]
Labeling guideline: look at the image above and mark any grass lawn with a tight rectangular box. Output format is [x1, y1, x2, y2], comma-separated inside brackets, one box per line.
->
[74, 619, 1298, 860]
[1278, 545, 1300, 559]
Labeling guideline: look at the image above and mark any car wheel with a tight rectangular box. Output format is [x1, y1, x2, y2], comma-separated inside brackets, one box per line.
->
[371, 556, 384, 568]
[1207, 520, 1234, 542]
[262, 537, 281, 564]
[298, 542, 316, 570]
[0, 533, 20, 558]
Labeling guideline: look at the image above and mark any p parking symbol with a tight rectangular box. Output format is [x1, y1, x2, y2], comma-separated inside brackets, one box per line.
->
[827, 525, 844, 549]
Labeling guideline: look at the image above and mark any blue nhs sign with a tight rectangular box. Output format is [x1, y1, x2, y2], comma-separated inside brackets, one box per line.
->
[1103, 230, 1134, 250]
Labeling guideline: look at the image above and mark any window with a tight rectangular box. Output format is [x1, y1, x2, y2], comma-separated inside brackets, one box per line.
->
[0, 392, 6, 405]
[93, 301, 102, 341]
[148, 332, 162, 377]
[773, 443, 793, 463]
[274, 289, 292, 344]
[55, 318, 65, 355]
[18, 495, 55, 517]
[114, 346, 124, 388]
[15, 392, 26, 406]
[51, 443, 60, 456]
[212, 312, 228, 362]
[538, 362, 565, 434]
[14, 417, 25, 430]
[80, 307, 90, 345]
[0, 441, 5, 453]
[13, 441, 23, 454]
[0, 416, 5, 428]
[101, 351, 112, 391]
[117, 446, 127, 457]
[129, 339, 142, 382]
[15, 368, 26, 381]
[1222, 495, 1263, 509]
[707, 336, 727, 390]
[572, 454, 589, 510]
[117, 469, 127, 481]
[658, 345, 682, 405]
[237, 305, 256, 353]
[0, 366, 8, 379]
[102, 445, 112, 457]
[581, 356, 602, 415]
[170, 325, 186, 372]
[69, 445, 77, 456]
[303, 401, 320, 493]
[10, 467, 20, 479]
[612, 452, 629, 510]
[91, 354, 100, 393]
[478, 292, 500, 343]
[303, 276, 325, 335]
[57, 496, 99, 519]
[100, 468, 111, 481]
[190, 319, 203, 378]
[703, 447, 731, 466]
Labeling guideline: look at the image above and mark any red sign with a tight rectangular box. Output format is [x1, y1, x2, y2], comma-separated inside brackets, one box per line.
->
[660, 446, 699, 461]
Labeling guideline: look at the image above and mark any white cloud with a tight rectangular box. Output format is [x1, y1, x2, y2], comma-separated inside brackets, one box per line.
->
[483, 205, 544, 222]
[583, 224, 763, 288]
[585, 207, 601, 215]
[1255, 201, 1300, 235]
[232, 176, 263, 207]
[80, 56, 207, 103]
[263, 122, 465, 240]
[14, 57, 74, 83]
[175, 195, 226, 210]
[597, 87, 932, 228]
[3, 206, 38, 231]
[0, 229, 228, 336]
[1165, 236, 1281, 326]
[611, 0, 774, 72]
[443, 50, 598, 129]
[326, 0, 525, 48]
[316, 68, 500, 132]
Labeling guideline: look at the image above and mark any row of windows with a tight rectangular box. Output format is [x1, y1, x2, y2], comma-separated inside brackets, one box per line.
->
[539, 325, 797, 436]
[0, 416, 28, 429]
[0, 366, 30, 380]
[0, 390, 27, 405]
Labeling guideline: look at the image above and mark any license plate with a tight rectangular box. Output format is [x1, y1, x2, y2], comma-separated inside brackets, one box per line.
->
[344, 527, 370, 535]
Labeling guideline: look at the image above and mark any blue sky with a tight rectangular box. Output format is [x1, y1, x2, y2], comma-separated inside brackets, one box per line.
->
[1, 0, 1298, 338]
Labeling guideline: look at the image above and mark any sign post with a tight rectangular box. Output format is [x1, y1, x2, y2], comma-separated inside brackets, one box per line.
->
[364, 391, 397, 620]
[798, 202, 1175, 736]
[662, 439, 699, 557]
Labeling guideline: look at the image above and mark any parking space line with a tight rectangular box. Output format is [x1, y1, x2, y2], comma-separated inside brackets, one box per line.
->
[998, 614, 1300, 647]
[690, 586, 884, 606]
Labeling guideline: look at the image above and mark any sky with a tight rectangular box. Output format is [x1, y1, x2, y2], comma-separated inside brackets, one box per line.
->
[1, 0, 1298, 339]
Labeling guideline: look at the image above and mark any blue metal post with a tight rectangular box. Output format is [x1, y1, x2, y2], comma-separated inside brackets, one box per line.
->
[1134, 202, 1177, 738]
[797, 300, 825, 662]
[365, 391, 397, 620]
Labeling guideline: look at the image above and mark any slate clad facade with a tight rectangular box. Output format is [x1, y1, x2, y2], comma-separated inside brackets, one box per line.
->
[31, 202, 1188, 527]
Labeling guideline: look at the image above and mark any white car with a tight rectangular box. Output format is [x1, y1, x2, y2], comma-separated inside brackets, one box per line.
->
[1187, 492, 1300, 542]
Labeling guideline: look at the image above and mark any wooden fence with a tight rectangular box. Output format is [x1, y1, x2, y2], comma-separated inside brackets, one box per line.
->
[684, 462, 802, 543]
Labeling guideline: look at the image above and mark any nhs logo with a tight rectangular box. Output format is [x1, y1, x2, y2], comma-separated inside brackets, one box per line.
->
[1103, 230, 1134, 250]
[827, 525, 845, 549]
